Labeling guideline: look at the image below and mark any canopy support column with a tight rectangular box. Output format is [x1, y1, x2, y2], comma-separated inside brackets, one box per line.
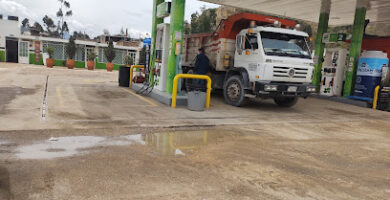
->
[149, 0, 165, 86]
[343, 0, 369, 96]
[166, 0, 186, 94]
[312, 0, 331, 88]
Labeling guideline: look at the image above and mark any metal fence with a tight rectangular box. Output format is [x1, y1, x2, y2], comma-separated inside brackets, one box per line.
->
[42, 41, 137, 65]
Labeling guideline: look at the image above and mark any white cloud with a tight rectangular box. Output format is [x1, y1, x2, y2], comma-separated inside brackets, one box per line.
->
[0, 0, 39, 21]
[0, 0, 219, 38]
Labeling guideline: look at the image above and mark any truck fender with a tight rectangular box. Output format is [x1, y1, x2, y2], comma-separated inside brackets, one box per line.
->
[224, 68, 250, 89]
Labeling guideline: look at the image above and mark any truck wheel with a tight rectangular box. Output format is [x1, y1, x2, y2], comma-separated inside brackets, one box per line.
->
[273, 97, 298, 107]
[223, 75, 248, 107]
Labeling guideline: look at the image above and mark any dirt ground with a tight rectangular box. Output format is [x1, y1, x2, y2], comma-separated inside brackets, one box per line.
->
[0, 63, 389, 200]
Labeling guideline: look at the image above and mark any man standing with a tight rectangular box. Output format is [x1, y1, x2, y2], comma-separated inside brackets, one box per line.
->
[195, 47, 210, 75]
[194, 47, 210, 87]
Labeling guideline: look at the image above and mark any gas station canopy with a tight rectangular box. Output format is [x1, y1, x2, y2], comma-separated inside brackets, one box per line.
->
[201, 0, 390, 26]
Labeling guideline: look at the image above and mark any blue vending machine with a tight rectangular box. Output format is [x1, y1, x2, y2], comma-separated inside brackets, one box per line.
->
[354, 51, 389, 99]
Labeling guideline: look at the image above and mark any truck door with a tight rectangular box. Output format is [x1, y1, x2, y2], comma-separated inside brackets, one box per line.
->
[235, 33, 260, 82]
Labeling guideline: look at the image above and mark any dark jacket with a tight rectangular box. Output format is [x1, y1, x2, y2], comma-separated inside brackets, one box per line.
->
[195, 53, 210, 74]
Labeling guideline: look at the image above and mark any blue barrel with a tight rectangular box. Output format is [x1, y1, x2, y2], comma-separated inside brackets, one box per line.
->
[354, 51, 389, 98]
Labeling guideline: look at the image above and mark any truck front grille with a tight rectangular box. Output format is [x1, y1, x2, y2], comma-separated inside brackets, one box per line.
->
[273, 66, 308, 79]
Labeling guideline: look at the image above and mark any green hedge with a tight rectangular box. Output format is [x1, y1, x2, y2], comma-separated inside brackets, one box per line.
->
[53, 60, 85, 68]
[54, 60, 66, 67]
[75, 61, 85, 68]
[95, 62, 106, 69]
[0, 51, 6, 62]
[24, 54, 120, 71]
[29, 53, 44, 65]
[95, 62, 120, 70]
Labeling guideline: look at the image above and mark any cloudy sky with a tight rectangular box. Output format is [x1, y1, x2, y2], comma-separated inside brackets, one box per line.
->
[0, 0, 219, 38]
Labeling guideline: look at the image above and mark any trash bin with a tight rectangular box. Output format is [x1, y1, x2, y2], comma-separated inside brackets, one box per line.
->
[187, 90, 206, 111]
[118, 66, 130, 87]
[187, 82, 207, 111]
[378, 87, 390, 111]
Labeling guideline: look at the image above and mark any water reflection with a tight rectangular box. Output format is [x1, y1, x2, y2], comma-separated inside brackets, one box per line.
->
[14, 130, 233, 159]
[143, 131, 209, 156]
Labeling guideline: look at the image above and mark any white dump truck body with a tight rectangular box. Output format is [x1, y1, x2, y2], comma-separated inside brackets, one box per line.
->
[234, 27, 314, 84]
[182, 13, 316, 107]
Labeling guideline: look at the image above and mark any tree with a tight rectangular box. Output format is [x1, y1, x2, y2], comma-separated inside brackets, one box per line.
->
[33, 22, 44, 33]
[188, 7, 217, 34]
[66, 36, 76, 60]
[43, 15, 56, 35]
[190, 13, 200, 33]
[56, 0, 72, 38]
[73, 31, 90, 40]
[138, 46, 146, 65]
[184, 20, 191, 34]
[21, 18, 29, 28]
[104, 40, 116, 63]
[124, 55, 134, 66]
[62, 21, 69, 33]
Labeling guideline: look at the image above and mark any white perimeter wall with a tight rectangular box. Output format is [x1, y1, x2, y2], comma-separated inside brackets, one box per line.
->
[0, 18, 20, 48]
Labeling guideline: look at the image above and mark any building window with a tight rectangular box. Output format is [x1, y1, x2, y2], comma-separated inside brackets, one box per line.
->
[128, 51, 136, 65]
[244, 34, 258, 50]
[113, 50, 124, 65]
[43, 42, 65, 60]
[98, 48, 107, 63]
[19, 41, 29, 57]
[75, 46, 85, 61]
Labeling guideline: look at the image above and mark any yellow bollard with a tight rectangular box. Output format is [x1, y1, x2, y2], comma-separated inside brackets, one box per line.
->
[129, 65, 144, 88]
[372, 85, 380, 110]
[171, 74, 212, 109]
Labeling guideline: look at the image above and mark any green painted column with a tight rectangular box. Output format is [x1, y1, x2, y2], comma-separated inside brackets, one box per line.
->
[312, 0, 330, 88]
[343, 0, 369, 97]
[149, 0, 164, 85]
[166, 0, 185, 94]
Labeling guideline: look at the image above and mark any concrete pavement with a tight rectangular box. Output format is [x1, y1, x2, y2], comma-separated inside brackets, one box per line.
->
[0, 63, 389, 199]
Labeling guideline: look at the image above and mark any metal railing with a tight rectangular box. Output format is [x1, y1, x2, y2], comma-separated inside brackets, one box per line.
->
[373, 85, 380, 110]
[129, 65, 144, 88]
[171, 74, 212, 109]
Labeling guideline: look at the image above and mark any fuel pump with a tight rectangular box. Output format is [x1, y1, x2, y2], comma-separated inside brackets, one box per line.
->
[320, 48, 348, 96]
[144, 44, 151, 83]
[154, 23, 170, 92]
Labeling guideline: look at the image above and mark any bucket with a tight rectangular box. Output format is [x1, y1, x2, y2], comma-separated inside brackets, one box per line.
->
[187, 90, 206, 111]
[354, 51, 389, 98]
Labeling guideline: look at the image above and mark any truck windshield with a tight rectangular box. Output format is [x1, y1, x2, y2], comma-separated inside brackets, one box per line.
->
[261, 31, 311, 59]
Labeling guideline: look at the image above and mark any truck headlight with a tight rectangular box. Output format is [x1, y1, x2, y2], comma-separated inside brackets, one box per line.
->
[264, 85, 278, 91]
[306, 86, 316, 92]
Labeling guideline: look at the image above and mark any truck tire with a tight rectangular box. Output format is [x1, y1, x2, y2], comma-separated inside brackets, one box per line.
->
[273, 97, 298, 107]
[223, 75, 248, 107]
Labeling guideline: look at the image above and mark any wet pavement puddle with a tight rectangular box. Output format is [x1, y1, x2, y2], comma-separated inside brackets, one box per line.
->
[14, 130, 241, 160]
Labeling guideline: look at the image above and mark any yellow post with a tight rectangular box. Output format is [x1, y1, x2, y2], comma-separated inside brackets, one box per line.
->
[372, 85, 380, 110]
[129, 65, 144, 88]
[171, 74, 212, 109]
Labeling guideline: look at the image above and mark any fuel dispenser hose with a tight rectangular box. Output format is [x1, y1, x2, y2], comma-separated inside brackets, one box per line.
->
[135, 70, 155, 96]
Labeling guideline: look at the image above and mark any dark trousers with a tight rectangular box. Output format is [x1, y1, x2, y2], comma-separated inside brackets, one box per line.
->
[189, 72, 207, 91]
